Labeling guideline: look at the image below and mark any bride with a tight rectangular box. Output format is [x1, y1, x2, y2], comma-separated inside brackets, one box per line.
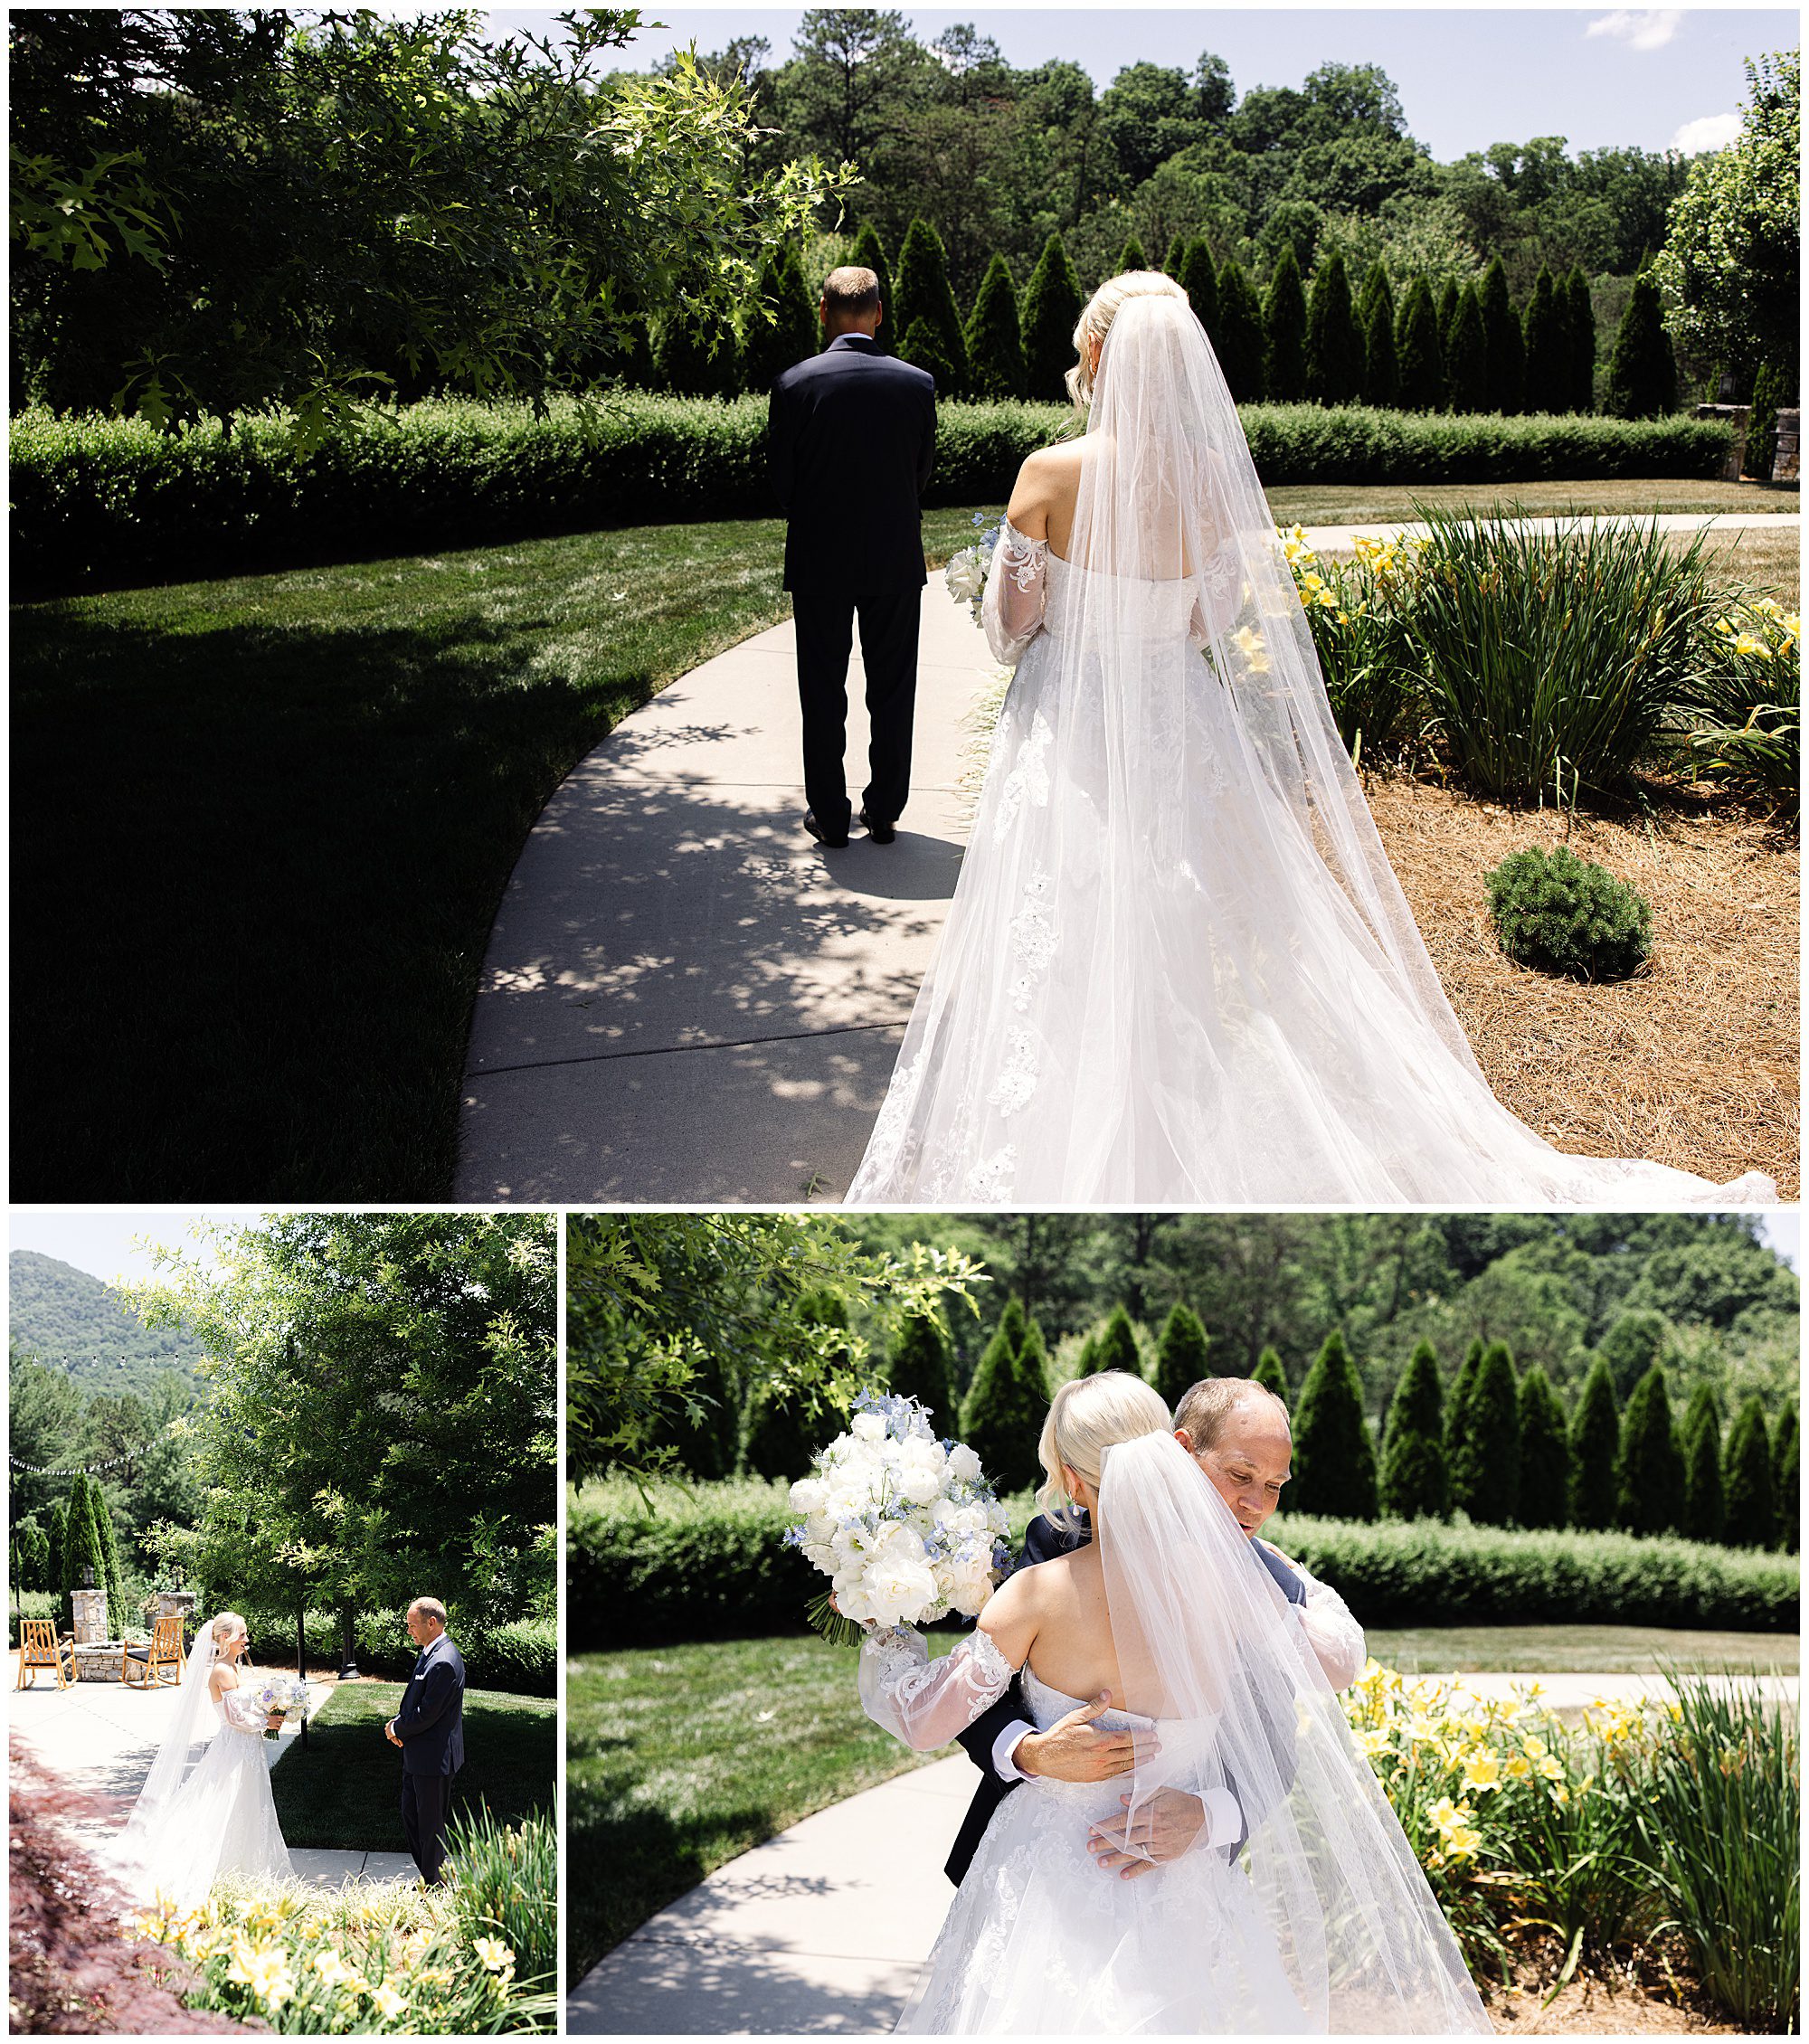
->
[846, 270, 1774, 1206]
[858, 1375, 1491, 2034]
[116, 1610, 296, 1910]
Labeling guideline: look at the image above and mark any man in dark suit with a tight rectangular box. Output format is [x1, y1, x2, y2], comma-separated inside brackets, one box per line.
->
[384, 1595, 467, 1884]
[768, 264, 937, 849]
[947, 1377, 1365, 1888]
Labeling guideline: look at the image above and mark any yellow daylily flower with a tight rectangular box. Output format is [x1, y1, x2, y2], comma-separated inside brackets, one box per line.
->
[1460, 1751, 1502, 1793]
[474, 1935, 516, 1972]
[372, 1982, 409, 2020]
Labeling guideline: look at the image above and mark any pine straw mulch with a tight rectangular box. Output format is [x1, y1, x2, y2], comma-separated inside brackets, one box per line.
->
[1482, 1931, 1751, 2035]
[1365, 772, 1798, 1198]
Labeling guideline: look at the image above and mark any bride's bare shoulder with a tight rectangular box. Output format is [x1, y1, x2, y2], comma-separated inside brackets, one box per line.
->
[1007, 440, 1084, 534]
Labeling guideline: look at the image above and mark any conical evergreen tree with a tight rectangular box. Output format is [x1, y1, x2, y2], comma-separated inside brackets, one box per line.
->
[886, 1311, 959, 1436]
[59, 1471, 106, 1633]
[90, 1480, 126, 1637]
[1252, 1347, 1290, 1404]
[1093, 1304, 1143, 1380]
[1151, 1302, 1210, 1410]
[1394, 277, 1444, 412]
[1564, 267, 1596, 412]
[1616, 1363, 1686, 1537]
[1521, 266, 1564, 412]
[1118, 234, 1149, 275]
[1021, 232, 1084, 402]
[654, 311, 737, 397]
[1681, 1382, 1726, 1544]
[1305, 251, 1363, 406]
[1774, 1399, 1799, 1552]
[1722, 1396, 1776, 1549]
[963, 252, 1027, 398]
[1262, 244, 1308, 402]
[1177, 238, 1219, 336]
[1605, 270, 1678, 419]
[961, 1302, 1047, 1495]
[743, 246, 819, 388]
[1446, 282, 1489, 412]
[1747, 360, 1787, 478]
[1358, 261, 1399, 408]
[1444, 1339, 1483, 1463]
[851, 221, 895, 353]
[745, 1291, 846, 1480]
[1516, 1367, 1572, 1529]
[1479, 255, 1524, 414]
[894, 218, 968, 394]
[1435, 276, 1463, 378]
[1379, 1339, 1449, 1519]
[1214, 259, 1266, 402]
[1567, 1358, 1621, 1530]
[1163, 234, 1188, 278]
[897, 315, 957, 386]
[1290, 1330, 1378, 1520]
[1073, 1331, 1101, 1378]
[1456, 1341, 1520, 1525]
[45, 1502, 66, 1606]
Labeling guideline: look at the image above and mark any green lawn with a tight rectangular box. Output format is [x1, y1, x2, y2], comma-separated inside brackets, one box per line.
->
[1365, 1623, 1799, 1675]
[14, 482, 1794, 1197]
[271, 1679, 555, 1850]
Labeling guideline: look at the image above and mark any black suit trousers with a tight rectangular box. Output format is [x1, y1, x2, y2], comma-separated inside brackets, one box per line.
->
[793, 583, 921, 834]
[402, 1770, 454, 1883]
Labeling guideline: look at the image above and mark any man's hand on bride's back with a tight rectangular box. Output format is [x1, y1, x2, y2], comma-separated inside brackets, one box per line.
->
[1016, 1693, 1153, 1782]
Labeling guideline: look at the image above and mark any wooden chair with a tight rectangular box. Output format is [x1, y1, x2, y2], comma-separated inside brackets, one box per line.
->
[15, 1617, 77, 1690]
[122, 1612, 186, 1689]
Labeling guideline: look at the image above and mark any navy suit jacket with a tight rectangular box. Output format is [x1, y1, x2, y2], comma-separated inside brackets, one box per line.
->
[767, 335, 936, 595]
[395, 1632, 466, 1778]
[943, 1510, 1305, 1887]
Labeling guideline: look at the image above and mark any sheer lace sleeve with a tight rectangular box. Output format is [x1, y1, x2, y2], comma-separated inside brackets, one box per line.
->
[982, 517, 1048, 666]
[218, 1685, 268, 1732]
[858, 1624, 1019, 1750]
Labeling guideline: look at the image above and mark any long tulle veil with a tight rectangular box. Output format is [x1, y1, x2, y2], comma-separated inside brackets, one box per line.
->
[118, 1611, 226, 1877]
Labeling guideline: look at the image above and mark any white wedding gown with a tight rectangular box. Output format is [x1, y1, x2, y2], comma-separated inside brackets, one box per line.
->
[845, 290, 1776, 1207]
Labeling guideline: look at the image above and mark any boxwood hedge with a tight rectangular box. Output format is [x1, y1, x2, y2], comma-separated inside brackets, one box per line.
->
[568, 1479, 1797, 1650]
[240, 1607, 556, 1696]
[11, 396, 1735, 599]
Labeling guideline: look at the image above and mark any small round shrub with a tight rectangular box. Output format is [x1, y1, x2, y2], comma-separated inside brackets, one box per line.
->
[1485, 844, 1653, 981]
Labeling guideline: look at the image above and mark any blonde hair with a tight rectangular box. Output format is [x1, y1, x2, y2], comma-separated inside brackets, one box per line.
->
[209, 1611, 248, 1651]
[1037, 1371, 1172, 1527]
[1066, 269, 1189, 414]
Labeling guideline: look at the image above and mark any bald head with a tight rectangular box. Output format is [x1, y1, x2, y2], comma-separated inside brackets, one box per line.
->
[1173, 1377, 1293, 1537]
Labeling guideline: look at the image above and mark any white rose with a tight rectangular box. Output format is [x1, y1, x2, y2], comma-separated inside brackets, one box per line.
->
[790, 1477, 828, 1516]
[949, 1572, 991, 1616]
[851, 1412, 886, 1443]
[946, 1443, 982, 1484]
[944, 549, 984, 603]
[873, 1520, 927, 1566]
[897, 1463, 943, 1507]
[866, 1557, 939, 1629]
[838, 1582, 877, 1626]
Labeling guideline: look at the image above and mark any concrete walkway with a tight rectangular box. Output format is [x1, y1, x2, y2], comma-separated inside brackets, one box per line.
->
[456, 512, 1800, 1204]
[10, 1667, 415, 1891]
[569, 1671, 1799, 2036]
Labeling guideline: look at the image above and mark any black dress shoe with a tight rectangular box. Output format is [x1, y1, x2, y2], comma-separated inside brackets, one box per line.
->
[859, 809, 896, 845]
[804, 810, 849, 848]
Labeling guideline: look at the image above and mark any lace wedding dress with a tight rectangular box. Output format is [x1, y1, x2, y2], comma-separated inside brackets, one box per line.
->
[845, 288, 1775, 1207]
[115, 1619, 295, 1910]
[858, 1433, 1490, 2036]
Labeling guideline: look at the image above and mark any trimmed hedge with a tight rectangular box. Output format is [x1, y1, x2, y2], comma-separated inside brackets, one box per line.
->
[568, 1479, 1798, 1649]
[11, 397, 1736, 599]
[241, 1608, 555, 1696]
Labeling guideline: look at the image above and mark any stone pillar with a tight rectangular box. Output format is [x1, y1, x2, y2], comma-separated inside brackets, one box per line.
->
[156, 1590, 196, 1630]
[1696, 402, 1749, 482]
[1773, 408, 1800, 482]
[71, 1588, 109, 1645]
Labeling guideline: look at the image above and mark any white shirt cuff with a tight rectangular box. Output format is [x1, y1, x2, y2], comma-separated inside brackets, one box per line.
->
[991, 1718, 1037, 1783]
[1199, 1784, 1243, 1847]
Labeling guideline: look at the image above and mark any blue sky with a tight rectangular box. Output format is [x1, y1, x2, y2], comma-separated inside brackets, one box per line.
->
[482, 6, 1795, 160]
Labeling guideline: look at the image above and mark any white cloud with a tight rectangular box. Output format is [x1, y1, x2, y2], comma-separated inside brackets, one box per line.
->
[1586, 9, 1685, 51]
[1672, 110, 1743, 154]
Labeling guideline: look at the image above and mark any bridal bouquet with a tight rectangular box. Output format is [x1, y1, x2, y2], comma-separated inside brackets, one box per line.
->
[249, 1675, 312, 1741]
[943, 511, 1004, 623]
[784, 1389, 1012, 1645]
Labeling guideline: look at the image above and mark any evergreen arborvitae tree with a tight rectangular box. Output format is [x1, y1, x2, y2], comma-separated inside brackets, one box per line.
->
[1394, 277, 1444, 412]
[851, 221, 894, 353]
[1214, 259, 1266, 401]
[1358, 261, 1398, 408]
[1163, 234, 1188, 278]
[745, 1291, 847, 1481]
[1118, 235, 1149, 274]
[1093, 1304, 1143, 1381]
[1446, 282, 1489, 412]
[654, 312, 736, 397]
[1746, 360, 1786, 478]
[961, 1302, 1047, 1495]
[886, 1311, 958, 1436]
[1616, 1363, 1686, 1537]
[1605, 270, 1678, 419]
[1567, 1358, 1620, 1530]
[1073, 1331, 1101, 1377]
[1564, 267, 1596, 412]
[1021, 232, 1084, 402]
[1290, 1330, 1378, 1520]
[743, 246, 819, 389]
[1435, 276, 1463, 374]
[1479, 255, 1524, 414]
[1379, 1339, 1449, 1519]
[1262, 245, 1308, 402]
[90, 1481, 126, 1637]
[1177, 238, 1219, 336]
[1252, 1347, 1290, 1404]
[1722, 1396, 1776, 1549]
[897, 315, 958, 387]
[1457, 1341, 1520, 1526]
[1521, 266, 1564, 412]
[45, 1502, 66, 1604]
[1444, 1339, 1483, 1462]
[1774, 1399, 1799, 1553]
[894, 218, 968, 394]
[1305, 251, 1363, 406]
[1151, 1302, 1211, 1410]
[59, 1471, 107, 1633]
[1516, 1367, 1572, 1530]
[1681, 1381, 1726, 1545]
[963, 252, 1027, 398]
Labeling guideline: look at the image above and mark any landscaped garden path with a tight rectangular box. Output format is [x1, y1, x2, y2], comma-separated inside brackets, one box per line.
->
[457, 511, 1799, 1205]
[567, 1670, 1798, 2037]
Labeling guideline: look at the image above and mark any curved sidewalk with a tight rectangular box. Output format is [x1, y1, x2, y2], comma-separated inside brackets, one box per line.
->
[569, 1671, 1798, 2036]
[456, 512, 1800, 1204]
